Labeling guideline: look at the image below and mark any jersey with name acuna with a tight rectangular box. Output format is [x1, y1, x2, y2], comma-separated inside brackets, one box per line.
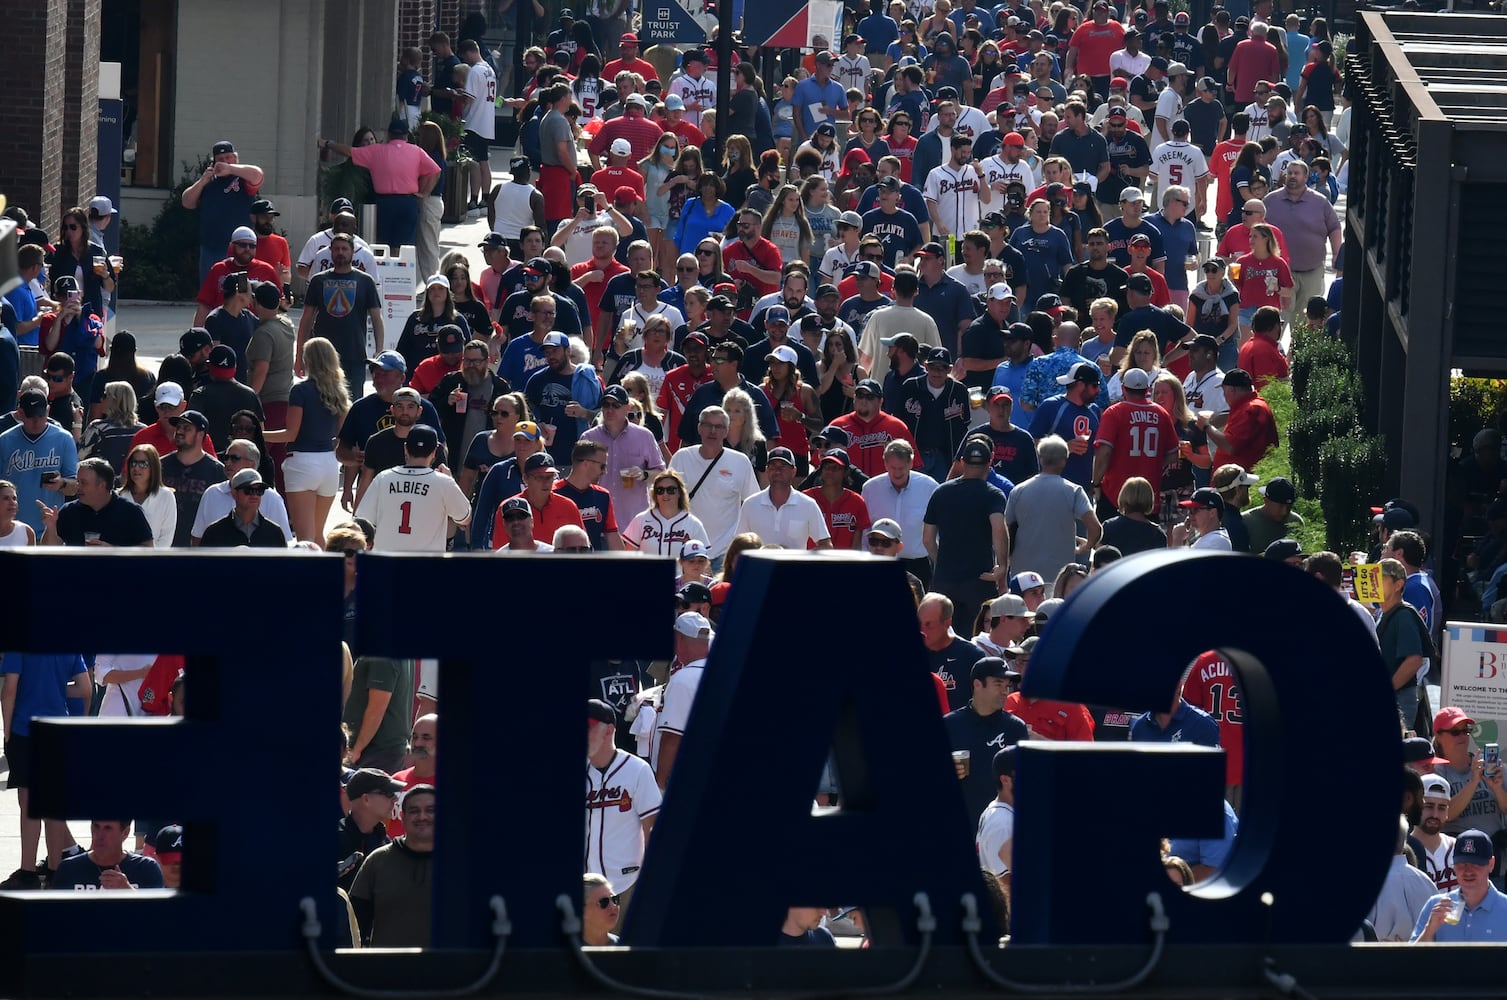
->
[1179, 650, 1245, 788]
[355, 465, 471, 552]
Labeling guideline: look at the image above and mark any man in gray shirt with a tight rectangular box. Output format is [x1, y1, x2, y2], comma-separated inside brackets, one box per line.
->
[1004, 434, 1101, 585]
[538, 83, 579, 233]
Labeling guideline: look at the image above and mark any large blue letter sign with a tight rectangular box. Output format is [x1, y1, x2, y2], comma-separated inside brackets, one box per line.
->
[1013, 551, 1398, 944]
[626, 551, 999, 947]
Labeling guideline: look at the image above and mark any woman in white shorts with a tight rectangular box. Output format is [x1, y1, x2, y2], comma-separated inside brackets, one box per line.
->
[264, 337, 351, 546]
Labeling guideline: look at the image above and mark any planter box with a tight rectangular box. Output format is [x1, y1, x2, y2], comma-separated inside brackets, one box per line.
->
[443, 162, 470, 223]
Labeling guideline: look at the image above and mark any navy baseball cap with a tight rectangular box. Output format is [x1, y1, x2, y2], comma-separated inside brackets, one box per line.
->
[171, 409, 210, 432]
[765, 305, 791, 325]
[814, 425, 851, 446]
[405, 424, 439, 456]
[767, 447, 798, 466]
[1457, 829, 1495, 866]
[962, 438, 993, 465]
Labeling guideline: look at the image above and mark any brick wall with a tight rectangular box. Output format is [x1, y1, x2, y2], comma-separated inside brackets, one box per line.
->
[60, 0, 102, 210]
[0, 0, 68, 223]
[399, 0, 435, 53]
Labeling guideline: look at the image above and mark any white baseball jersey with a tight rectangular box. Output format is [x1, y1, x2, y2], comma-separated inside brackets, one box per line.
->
[976, 799, 1014, 878]
[835, 54, 871, 93]
[669, 72, 716, 129]
[1148, 140, 1208, 205]
[924, 107, 990, 142]
[463, 60, 499, 139]
[924, 162, 986, 237]
[304, 243, 380, 278]
[979, 155, 1037, 198]
[585, 749, 662, 891]
[297, 229, 374, 271]
[1421, 835, 1457, 892]
[355, 465, 471, 552]
[1152, 87, 1186, 143]
[820, 243, 858, 283]
[652, 659, 705, 771]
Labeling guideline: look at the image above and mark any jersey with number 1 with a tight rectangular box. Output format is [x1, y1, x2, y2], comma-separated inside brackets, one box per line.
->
[1180, 650, 1244, 787]
[1093, 398, 1178, 504]
[356, 466, 471, 552]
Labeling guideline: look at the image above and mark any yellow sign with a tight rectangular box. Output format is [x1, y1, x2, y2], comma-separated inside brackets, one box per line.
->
[1354, 563, 1386, 604]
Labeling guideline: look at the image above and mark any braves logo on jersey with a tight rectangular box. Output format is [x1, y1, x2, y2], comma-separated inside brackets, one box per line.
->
[1071, 414, 1093, 439]
[586, 785, 636, 813]
[599, 672, 638, 713]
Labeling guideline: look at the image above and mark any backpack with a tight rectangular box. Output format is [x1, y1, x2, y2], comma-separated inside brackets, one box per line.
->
[137, 654, 185, 716]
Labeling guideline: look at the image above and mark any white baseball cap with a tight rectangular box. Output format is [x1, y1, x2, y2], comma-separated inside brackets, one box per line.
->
[610, 137, 633, 157]
[230, 225, 258, 243]
[987, 283, 1015, 301]
[765, 344, 799, 366]
[87, 196, 117, 217]
[674, 612, 714, 639]
[425, 273, 450, 290]
[155, 382, 185, 406]
[1422, 775, 1451, 801]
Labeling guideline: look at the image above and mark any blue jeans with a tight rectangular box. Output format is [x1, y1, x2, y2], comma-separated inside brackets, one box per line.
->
[1396, 686, 1419, 731]
[920, 449, 951, 483]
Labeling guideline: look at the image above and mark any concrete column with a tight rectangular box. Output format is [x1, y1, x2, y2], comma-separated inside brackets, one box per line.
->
[0, 0, 68, 220]
[278, 0, 327, 246]
[60, 0, 103, 210]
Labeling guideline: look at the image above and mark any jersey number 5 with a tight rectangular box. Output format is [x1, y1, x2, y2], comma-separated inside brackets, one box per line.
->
[1167, 164, 1184, 185]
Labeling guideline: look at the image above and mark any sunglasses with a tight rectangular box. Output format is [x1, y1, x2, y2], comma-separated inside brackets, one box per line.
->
[128, 459, 150, 469]
[224, 454, 250, 464]
[696, 249, 716, 256]
[233, 241, 257, 249]
[1442, 727, 1472, 737]
[654, 485, 679, 495]
[1242, 210, 1258, 216]
[236, 484, 270, 495]
[596, 894, 622, 909]
[628, 412, 643, 421]
[868, 536, 897, 548]
[47, 373, 68, 382]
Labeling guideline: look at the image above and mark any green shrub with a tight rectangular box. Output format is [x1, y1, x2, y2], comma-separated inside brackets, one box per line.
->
[1288, 402, 1358, 497]
[1450, 377, 1507, 457]
[1289, 335, 1352, 406]
[1319, 432, 1387, 554]
[116, 156, 211, 301]
[1297, 363, 1363, 415]
[1253, 380, 1327, 554]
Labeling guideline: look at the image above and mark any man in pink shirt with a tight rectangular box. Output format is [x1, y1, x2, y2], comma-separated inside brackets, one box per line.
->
[320, 119, 441, 252]
[1227, 22, 1282, 105]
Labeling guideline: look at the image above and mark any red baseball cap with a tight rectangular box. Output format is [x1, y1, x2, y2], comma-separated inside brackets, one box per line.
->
[613, 185, 637, 205]
[1004, 131, 1025, 147]
[621, 32, 639, 44]
[1435, 706, 1476, 732]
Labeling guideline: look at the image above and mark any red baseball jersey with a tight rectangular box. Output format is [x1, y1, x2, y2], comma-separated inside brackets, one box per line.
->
[656, 363, 716, 451]
[804, 487, 872, 550]
[1180, 650, 1244, 787]
[1094, 399, 1178, 507]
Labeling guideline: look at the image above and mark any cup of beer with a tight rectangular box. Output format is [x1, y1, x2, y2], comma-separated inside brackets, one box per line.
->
[968, 386, 985, 409]
[620, 467, 637, 489]
[1228, 261, 1242, 282]
[1445, 893, 1466, 925]
[951, 750, 971, 778]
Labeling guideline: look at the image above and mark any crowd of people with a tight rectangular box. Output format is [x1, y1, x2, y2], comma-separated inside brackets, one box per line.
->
[2, 0, 1490, 953]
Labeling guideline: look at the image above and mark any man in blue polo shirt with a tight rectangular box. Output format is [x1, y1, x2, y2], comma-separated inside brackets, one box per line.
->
[1129, 693, 1220, 745]
[1413, 829, 1507, 942]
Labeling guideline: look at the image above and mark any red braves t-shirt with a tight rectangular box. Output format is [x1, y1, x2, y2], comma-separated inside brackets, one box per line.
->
[1094, 398, 1178, 504]
[1068, 21, 1127, 77]
[1235, 252, 1292, 311]
[804, 487, 872, 550]
[1180, 650, 1244, 787]
[1211, 138, 1245, 220]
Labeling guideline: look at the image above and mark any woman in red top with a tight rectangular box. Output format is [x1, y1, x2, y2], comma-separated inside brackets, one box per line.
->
[886, 113, 918, 184]
[1233, 223, 1293, 340]
[762, 347, 822, 476]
